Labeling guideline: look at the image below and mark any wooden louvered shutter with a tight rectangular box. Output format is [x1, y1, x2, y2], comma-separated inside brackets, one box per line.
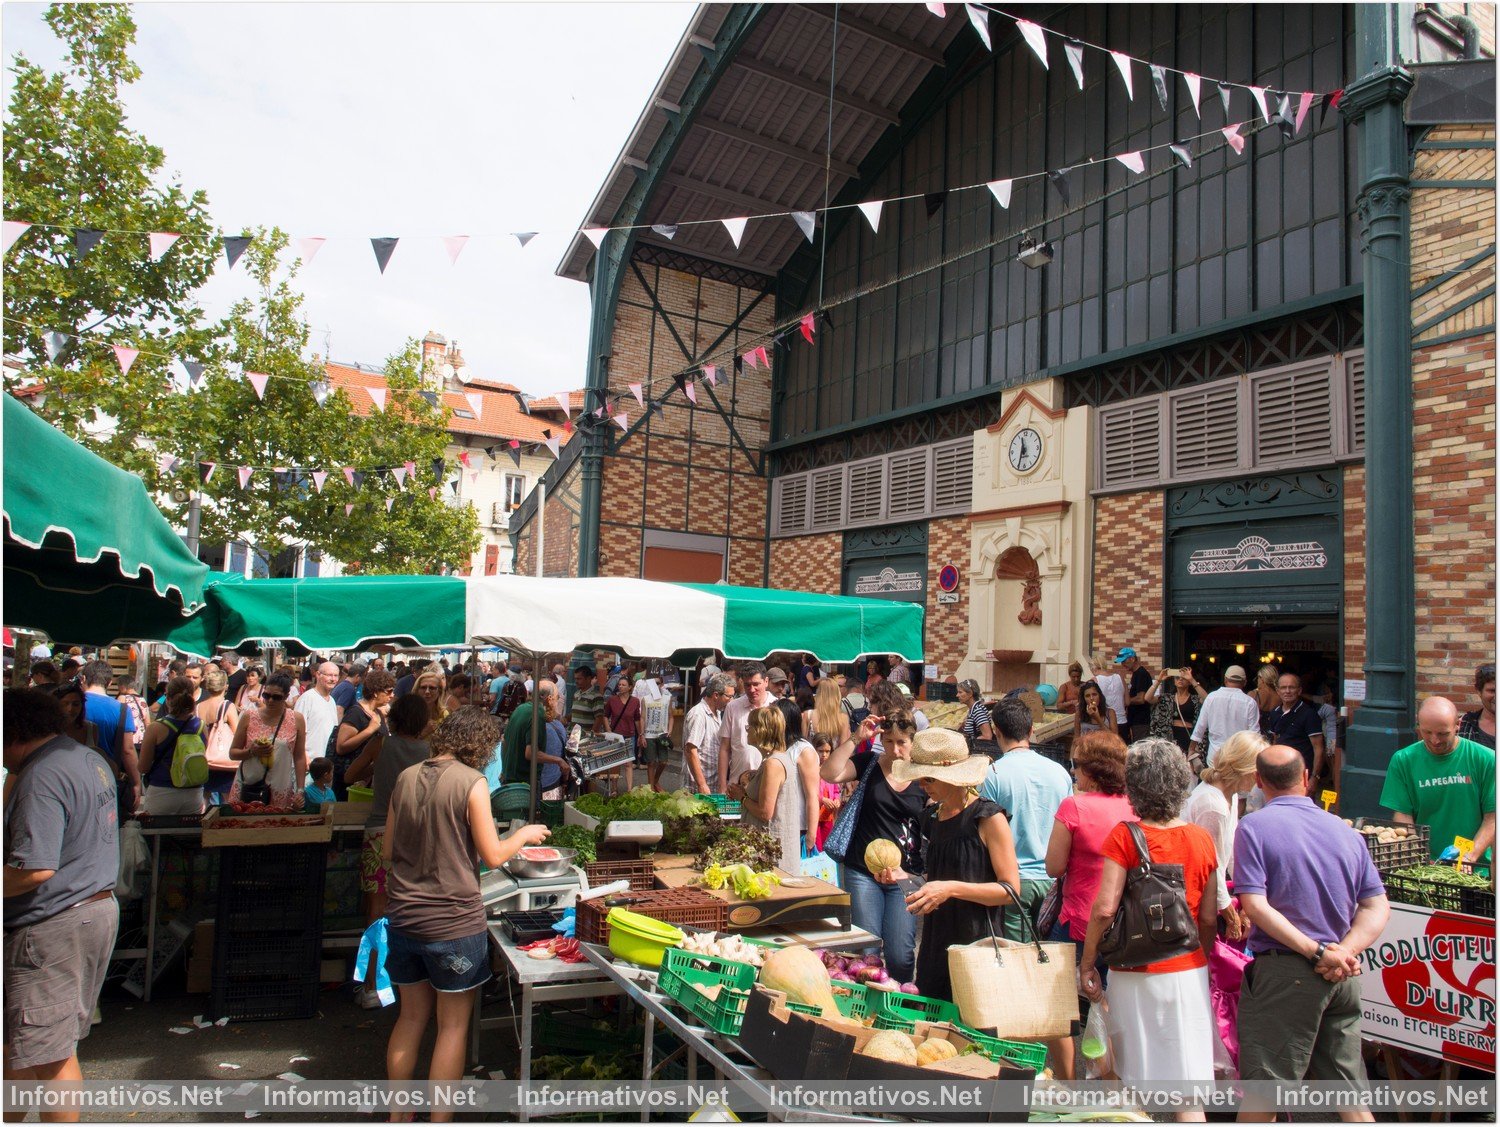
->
[1346, 355, 1365, 454]
[773, 475, 808, 536]
[1169, 382, 1241, 478]
[932, 439, 973, 512]
[886, 448, 931, 519]
[809, 466, 846, 530]
[1251, 364, 1334, 466]
[847, 458, 886, 525]
[1097, 399, 1163, 488]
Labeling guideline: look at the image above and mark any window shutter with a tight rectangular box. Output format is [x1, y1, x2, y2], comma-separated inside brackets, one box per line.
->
[1169, 382, 1241, 478]
[1251, 364, 1334, 464]
[1346, 355, 1365, 454]
[847, 458, 886, 525]
[773, 475, 808, 536]
[932, 439, 974, 512]
[887, 448, 931, 519]
[1097, 399, 1162, 488]
[809, 466, 845, 529]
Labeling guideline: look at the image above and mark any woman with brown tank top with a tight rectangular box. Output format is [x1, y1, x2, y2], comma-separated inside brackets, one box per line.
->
[381, 707, 549, 1121]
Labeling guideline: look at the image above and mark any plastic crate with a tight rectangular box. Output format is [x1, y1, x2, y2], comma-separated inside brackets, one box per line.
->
[1383, 866, 1495, 915]
[782, 981, 876, 1021]
[217, 842, 329, 889]
[873, 990, 961, 1032]
[658, 947, 758, 1036]
[584, 858, 656, 892]
[704, 794, 743, 818]
[535, 1010, 627, 1054]
[955, 1025, 1049, 1073]
[576, 887, 726, 946]
[210, 975, 320, 1022]
[498, 909, 565, 945]
[1354, 818, 1431, 874]
[538, 800, 565, 828]
[216, 934, 320, 978]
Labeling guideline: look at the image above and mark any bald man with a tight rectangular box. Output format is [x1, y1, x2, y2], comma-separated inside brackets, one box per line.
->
[1380, 696, 1496, 870]
[295, 661, 343, 765]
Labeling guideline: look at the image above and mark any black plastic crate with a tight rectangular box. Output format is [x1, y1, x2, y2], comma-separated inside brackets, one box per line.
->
[217, 875, 326, 934]
[217, 843, 329, 889]
[498, 909, 564, 945]
[210, 975, 321, 1022]
[215, 933, 320, 978]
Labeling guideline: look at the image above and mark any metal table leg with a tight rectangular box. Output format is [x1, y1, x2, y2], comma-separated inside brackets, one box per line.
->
[518, 982, 534, 1124]
[143, 833, 162, 1003]
[639, 1009, 655, 1122]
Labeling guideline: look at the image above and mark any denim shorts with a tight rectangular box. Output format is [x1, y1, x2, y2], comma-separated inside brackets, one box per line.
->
[385, 927, 491, 993]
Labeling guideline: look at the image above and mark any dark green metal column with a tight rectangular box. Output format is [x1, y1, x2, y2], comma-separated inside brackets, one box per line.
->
[1340, 7, 1417, 817]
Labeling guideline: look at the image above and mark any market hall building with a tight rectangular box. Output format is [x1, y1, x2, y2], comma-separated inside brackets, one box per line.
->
[511, 2, 1495, 815]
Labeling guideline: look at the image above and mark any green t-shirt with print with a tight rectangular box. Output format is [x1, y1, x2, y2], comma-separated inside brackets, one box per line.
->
[1380, 737, 1496, 865]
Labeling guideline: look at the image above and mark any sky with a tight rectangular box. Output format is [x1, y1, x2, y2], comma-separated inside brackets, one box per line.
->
[1, 1, 696, 396]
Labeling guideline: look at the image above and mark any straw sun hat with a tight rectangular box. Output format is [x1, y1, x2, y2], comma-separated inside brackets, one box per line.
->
[891, 728, 990, 788]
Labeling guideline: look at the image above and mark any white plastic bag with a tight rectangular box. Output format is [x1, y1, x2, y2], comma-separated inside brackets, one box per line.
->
[116, 821, 149, 900]
[1081, 996, 1115, 1080]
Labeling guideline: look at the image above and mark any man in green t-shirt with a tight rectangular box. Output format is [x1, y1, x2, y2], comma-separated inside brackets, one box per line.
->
[501, 699, 536, 787]
[1380, 696, 1496, 868]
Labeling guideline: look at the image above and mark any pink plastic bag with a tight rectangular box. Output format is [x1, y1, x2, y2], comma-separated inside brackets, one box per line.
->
[1208, 938, 1251, 1073]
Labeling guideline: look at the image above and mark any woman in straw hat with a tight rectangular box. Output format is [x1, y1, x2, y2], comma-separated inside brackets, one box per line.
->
[885, 727, 1019, 1001]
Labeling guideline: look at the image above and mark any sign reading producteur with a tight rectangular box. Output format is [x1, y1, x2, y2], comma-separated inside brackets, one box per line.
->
[1186, 535, 1328, 575]
[853, 566, 924, 596]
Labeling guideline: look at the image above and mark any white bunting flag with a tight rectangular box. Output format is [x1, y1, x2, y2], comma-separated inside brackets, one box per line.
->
[310, 379, 331, 406]
[112, 345, 139, 376]
[1115, 152, 1145, 174]
[386, 498, 396, 512]
[628, 382, 644, 405]
[554, 392, 571, 418]
[684, 379, 697, 405]
[156, 453, 179, 475]
[237, 466, 253, 489]
[651, 224, 678, 241]
[1218, 83, 1232, 115]
[1249, 86, 1270, 123]
[1015, 20, 1048, 68]
[44, 332, 69, 362]
[544, 435, 561, 458]
[296, 237, 326, 264]
[246, 371, 269, 400]
[393, 466, 408, 487]
[857, 200, 884, 233]
[925, 2, 946, 16]
[443, 236, 469, 264]
[582, 227, 608, 249]
[722, 217, 748, 249]
[345, 503, 355, 516]
[2, 221, 30, 254]
[791, 211, 817, 244]
[1295, 91, 1314, 134]
[368, 387, 386, 413]
[149, 232, 182, 261]
[1184, 73, 1202, 118]
[464, 392, 484, 419]
[965, 5, 991, 51]
[987, 179, 1013, 209]
[1222, 124, 1246, 155]
[1064, 41, 1085, 90]
[513, 232, 538, 247]
[1169, 144, 1193, 169]
[312, 470, 327, 494]
[1110, 52, 1134, 99]
[613, 412, 628, 430]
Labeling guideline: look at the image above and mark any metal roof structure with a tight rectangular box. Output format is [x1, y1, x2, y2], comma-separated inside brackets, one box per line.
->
[558, 3, 968, 282]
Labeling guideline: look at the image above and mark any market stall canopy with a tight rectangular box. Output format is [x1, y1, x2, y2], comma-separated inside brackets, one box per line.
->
[3, 393, 210, 647]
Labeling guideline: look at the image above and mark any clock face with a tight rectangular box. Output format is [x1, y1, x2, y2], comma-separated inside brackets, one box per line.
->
[1009, 427, 1043, 473]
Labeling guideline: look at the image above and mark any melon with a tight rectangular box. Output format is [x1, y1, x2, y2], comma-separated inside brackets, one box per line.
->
[917, 1039, 959, 1067]
[864, 838, 902, 873]
[859, 1029, 918, 1065]
[759, 945, 837, 1018]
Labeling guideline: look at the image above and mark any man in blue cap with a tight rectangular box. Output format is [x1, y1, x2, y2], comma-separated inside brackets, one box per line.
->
[1117, 647, 1154, 741]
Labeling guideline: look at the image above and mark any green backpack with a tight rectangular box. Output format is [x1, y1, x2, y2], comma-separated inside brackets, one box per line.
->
[160, 716, 210, 788]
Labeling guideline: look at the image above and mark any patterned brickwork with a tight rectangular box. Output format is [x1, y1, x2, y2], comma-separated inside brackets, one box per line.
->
[767, 534, 841, 594]
[1343, 462, 1366, 693]
[1090, 491, 1164, 667]
[925, 517, 970, 677]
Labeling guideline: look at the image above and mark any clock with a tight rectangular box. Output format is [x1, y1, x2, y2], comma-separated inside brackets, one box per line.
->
[1008, 427, 1043, 473]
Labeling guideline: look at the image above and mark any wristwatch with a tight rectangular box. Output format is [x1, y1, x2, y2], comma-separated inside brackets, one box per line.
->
[1310, 941, 1329, 966]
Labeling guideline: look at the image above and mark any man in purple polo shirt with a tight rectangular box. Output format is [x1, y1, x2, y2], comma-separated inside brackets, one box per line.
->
[1233, 744, 1389, 1119]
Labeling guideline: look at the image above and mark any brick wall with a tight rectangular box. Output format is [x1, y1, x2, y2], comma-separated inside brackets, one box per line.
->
[1408, 125, 1496, 704]
[925, 517, 970, 676]
[768, 533, 840, 593]
[1090, 491, 1164, 669]
[1342, 462, 1366, 693]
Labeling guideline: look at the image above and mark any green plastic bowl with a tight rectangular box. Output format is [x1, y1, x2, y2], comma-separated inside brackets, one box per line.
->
[347, 785, 374, 803]
[606, 907, 684, 968]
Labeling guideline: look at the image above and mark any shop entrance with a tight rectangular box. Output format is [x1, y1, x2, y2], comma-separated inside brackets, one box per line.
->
[1174, 617, 1340, 698]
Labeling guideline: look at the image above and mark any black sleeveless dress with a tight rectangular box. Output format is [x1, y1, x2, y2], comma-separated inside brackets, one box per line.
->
[913, 797, 1006, 1001]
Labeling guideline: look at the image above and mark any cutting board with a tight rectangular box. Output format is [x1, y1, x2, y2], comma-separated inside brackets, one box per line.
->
[653, 865, 851, 931]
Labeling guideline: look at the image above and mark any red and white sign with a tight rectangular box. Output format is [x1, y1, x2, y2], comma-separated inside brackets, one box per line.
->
[1360, 902, 1495, 1070]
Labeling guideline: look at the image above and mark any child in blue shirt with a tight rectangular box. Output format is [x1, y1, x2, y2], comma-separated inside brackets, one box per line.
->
[304, 757, 337, 809]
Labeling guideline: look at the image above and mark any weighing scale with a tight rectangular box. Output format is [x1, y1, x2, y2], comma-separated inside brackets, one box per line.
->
[480, 865, 586, 915]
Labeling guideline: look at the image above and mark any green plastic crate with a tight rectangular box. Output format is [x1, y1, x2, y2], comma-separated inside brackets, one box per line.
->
[658, 948, 758, 1036]
[704, 794, 742, 818]
[955, 1025, 1049, 1073]
[873, 990, 961, 1032]
[538, 800, 564, 828]
[776, 981, 874, 1022]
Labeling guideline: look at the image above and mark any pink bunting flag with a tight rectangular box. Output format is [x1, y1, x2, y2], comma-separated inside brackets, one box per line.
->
[722, 217, 748, 249]
[1110, 51, 1134, 99]
[112, 345, 139, 375]
[2, 221, 31, 254]
[544, 436, 561, 458]
[924, 2, 945, 15]
[1015, 20, 1048, 68]
[464, 392, 485, 419]
[965, 4, 991, 51]
[246, 371, 270, 399]
[469, 472, 479, 485]
[703, 364, 718, 386]
[443, 235, 469, 264]
[800, 314, 817, 344]
[1114, 151, 1145, 174]
[237, 466, 253, 489]
[426, 488, 436, 502]
[628, 382, 644, 405]
[1249, 86, 1270, 123]
[509, 439, 521, 450]
[344, 503, 355, 516]
[1222, 124, 1246, 155]
[582, 228, 608, 249]
[201, 462, 217, 483]
[156, 453, 179, 475]
[684, 379, 697, 405]
[296, 237, 326, 264]
[1295, 91, 1314, 134]
[312, 470, 328, 494]
[753, 345, 770, 369]
[149, 232, 182, 261]
[857, 200, 884, 233]
[341, 467, 355, 487]
[613, 413, 628, 430]
[393, 466, 408, 487]
[388, 497, 398, 512]
[743, 348, 759, 370]
[404, 460, 417, 479]
[563, 419, 574, 435]
[458, 451, 472, 468]
[1184, 73, 1202, 118]
[368, 387, 386, 413]
[987, 179, 1013, 209]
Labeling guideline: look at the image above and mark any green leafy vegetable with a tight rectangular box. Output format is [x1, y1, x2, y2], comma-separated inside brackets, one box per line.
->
[547, 824, 598, 867]
[698, 824, 781, 871]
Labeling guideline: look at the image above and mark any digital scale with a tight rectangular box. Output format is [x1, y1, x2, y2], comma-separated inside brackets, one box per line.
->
[480, 865, 585, 915]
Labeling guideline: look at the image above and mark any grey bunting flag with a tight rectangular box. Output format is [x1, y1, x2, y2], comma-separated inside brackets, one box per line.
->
[507, 445, 522, 469]
[791, 211, 817, 244]
[177, 359, 206, 390]
[371, 237, 399, 274]
[75, 229, 104, 260]
[1274, 93, 1295, 140]
[1150, 65, 1169, 111]
[650, 224, 678, 241]
[449, 479, 460, 493]
[419, 390, 438, 406]
[431, 458, 445, 482]
[1047, 168, 1072, 207]
[924, 192, 947, 218]
[310, 379, 331, 406]
[1169, 144, 1193, 169]
[44, 332, 69, 362]
[1218, 83, 1232, 115]
[352, 471, 366, 489]
[513, 232, 538, 247]
[222, 236, 252, 269]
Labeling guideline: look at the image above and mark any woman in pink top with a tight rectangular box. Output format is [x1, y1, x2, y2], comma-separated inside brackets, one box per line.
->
[1043, 730, 1136, 1079]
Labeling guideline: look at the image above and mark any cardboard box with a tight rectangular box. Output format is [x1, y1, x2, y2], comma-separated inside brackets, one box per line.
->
[186, 921, 214, 994]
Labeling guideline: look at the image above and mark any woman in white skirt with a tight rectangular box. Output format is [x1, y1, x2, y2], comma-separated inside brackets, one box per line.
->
[1078, 738, 1219, 1120]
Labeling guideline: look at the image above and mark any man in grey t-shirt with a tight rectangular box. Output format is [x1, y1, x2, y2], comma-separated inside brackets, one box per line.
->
[4, 690, 121, 1087]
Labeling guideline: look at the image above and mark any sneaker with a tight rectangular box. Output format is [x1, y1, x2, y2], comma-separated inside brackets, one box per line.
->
[355, 985, 383, 1009]
[91, 1006, 102, 1026]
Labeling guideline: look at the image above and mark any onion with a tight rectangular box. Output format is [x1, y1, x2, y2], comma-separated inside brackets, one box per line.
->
[899, 982, 920, 994]
[830, 971, 853, 982]
[868, 968, 891, 983]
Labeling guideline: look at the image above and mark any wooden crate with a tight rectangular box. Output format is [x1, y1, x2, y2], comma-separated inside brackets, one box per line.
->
[327, 800, 372, 827]
[200, 806, 334, 847]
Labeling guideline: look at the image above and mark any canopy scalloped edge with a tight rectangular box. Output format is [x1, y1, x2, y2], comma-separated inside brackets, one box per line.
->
[3, 519, 206, 613]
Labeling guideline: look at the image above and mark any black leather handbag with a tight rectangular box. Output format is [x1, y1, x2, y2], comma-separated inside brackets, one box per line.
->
[1098, 822, 1199, 967]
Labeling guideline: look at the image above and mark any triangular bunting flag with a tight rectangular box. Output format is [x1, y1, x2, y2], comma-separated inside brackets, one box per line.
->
[1110, 52, 1134, 99]
[1047, 168, 1072, 207]
[222, 235, 252, 269]
[857, 200, 883, 233]
[312, 470, 328, 494]
[513, 232, 538, 247]
[1222, 124, 1246, 155]
[419, 390, 438, 406]
[582, 227, 608, 249]
[200, 462, 216, 484]
[612, 413, 628, 430]
[393, 466, 408, 487]
[368, 387, 387, 412]
[791, 211, 817, 243]
[1169, 144, 1193, 169]
[246, 371, 269, 399]
[1295, 91, 1314, 134]
[553, 392, 571, 418]
[44, 332, 69, 362]
[987, 179, 1013, 209]
[628, 382, 644, 406]
[507, 443, 522, 469]
[722, 217, 748, 249]
[432, 458, 446, 482]
[404, 460, 417, 479]
[1217, 83, 1232, 115]
[800, 314, 817, 344]
[1115, 152, 1145, 174]
[149, 232, 181, 261]
[387, 498, 397, 512]
[742, 348, 759, 369]
[1015, 19, 1048, 68]
[965, 5, 991, 51]
[1064, 41, 1085, 90]
[443, 235, 469, 264]
[650, 224, 678, 240]
[1274, 94, 1295, 140]
[753, 345, 770, 369]
[1322, 88, 1344, 128]
[156, 453, 179, 476]
[371, 237, 399, 274]
[924, 191, 947, 218]
[925, 2, 945, 15]
[449, 479, 459, 494]
[2, 221, 31, 254]
[684, 379, 697, 405]
[544, 436, 561, 458]
[75, 229, 104, 260]
[1184, 73, 1202, 118]
[343, 466, 355, 487]
[1150, 65, 1168, 111]
[469, 472, 479, 485]
[703, 364, 718, 386]
[353, 471, 366, 490]
[458, 451, 472, 468]
[345, 503, 355, 516]
[296, 236, 325, 264]
[310, 379, 330, 406]
[464, 392, 484, 419]
[1248, 86, 1270, 123]
[237, 466, 253, 489]
[112, 345, 139, 375]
